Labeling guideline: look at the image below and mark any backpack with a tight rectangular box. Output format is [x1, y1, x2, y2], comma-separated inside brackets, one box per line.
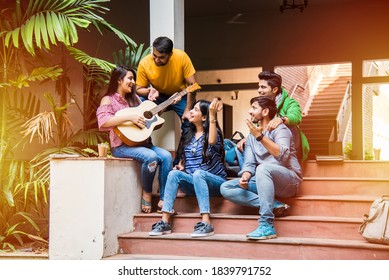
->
[223, 131, 245, 177]
[359, 195, 389, 245]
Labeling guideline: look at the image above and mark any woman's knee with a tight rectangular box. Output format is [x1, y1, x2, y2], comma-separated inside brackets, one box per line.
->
[192, 169, 207, 179]
[167, 169, 181, 180]
[159, 149, 173, 162]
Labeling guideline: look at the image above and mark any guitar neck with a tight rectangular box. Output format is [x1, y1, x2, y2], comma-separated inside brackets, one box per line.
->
[150, 89, 188, 115]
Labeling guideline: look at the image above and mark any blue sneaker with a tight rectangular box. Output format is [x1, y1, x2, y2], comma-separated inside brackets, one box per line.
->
[191, 222, 214, 238]
[246, 223, 277, 240]
[149, 220, 172, 236]
[273, 200, 290, 217]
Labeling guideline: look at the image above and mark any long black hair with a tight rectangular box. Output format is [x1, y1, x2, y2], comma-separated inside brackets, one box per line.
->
[104, 65, 140, 106]
[176, 99, 225, 165]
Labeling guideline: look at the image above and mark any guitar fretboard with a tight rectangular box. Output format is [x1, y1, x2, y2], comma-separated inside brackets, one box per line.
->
[149, 89, 189, 116]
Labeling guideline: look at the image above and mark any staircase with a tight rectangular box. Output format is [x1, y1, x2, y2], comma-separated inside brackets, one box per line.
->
[300, 65, 351, 159]
[107, 160, 389, 260]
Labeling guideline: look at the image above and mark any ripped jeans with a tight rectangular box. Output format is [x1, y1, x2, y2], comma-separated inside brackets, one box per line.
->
[112, 144, 173, 200]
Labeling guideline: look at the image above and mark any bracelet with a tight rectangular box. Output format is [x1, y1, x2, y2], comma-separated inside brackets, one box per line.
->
[210, 119, 217, 123]
[256, 133, 264, 141]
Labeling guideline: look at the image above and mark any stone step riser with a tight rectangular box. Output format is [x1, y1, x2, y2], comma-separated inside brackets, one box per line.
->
[301, 161, 389, 177]
[118, 236, 389, 260]
[299, 180, 389, 196]
[152, 196, 373, 217]
[283, 198, 371, 218]
[133, 215, 364, 241]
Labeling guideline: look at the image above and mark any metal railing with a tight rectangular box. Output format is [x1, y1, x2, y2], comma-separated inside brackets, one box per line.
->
[290, 83, 305, 98]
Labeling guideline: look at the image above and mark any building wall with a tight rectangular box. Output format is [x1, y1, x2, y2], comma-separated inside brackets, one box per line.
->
[68, 0, 389, 156]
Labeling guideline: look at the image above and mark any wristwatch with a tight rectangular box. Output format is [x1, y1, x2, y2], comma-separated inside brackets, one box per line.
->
[280, 116, 286, 123]
[256, 133, 264, 141]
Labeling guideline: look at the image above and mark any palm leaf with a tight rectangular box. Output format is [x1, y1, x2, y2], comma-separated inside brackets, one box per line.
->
[21, 111, 56, 144]
[93, 20, 136, 47]
[66, 46, 115, 72]
[30, 146, 90, 184]
[8, 90, 41, 120]
[17, 212, 39, 231]
[2, 0, 131, 55]
[113, 44, 150, 70]
[68, 128, 107, 147]
[10, 66, 63, 88]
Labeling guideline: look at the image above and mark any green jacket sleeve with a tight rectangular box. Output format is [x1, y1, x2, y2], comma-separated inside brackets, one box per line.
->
[278, 88, 302, 125]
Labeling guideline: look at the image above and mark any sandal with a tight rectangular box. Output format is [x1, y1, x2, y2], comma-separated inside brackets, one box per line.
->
[141, 198, 152, 213]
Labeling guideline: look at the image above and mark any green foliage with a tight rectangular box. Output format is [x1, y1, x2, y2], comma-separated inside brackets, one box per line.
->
[344, 142, 353, 159]
[113, 44, 150, 70]
[365, 147, 374, 160]
[67, 46, 116, 72]
[3, 0, 135, 56]
[82, 147, 98, 157]
[344, 142, 375, 160]
[0, 160, 48, 252]
[0, 0, 142, 251]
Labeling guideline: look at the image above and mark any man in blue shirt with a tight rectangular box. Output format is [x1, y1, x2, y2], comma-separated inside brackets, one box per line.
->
[221, 96, 302, 239]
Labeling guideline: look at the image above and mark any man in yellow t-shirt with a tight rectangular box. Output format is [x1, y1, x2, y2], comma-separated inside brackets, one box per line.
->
[136, 36, 197, 134]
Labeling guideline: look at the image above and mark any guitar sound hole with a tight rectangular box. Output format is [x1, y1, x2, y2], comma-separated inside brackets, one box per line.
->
[144, 111, 153, 119]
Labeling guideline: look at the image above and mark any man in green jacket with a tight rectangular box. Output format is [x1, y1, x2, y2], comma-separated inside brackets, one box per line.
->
[236, 70, 309, 163]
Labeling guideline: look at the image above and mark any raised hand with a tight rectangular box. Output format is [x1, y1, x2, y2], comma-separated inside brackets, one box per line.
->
[245, 118, 263, 139]
[209, 98, 223, 120]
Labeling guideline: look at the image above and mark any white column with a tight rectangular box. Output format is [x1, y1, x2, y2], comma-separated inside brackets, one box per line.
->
[149, 0, 185, 49]
[149, 0, 185, 149]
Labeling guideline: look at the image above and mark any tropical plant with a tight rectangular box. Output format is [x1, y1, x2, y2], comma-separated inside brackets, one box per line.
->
[113, 43, 150, 70]
[0, 0, 146, 251]
[344, 142, 353, 160]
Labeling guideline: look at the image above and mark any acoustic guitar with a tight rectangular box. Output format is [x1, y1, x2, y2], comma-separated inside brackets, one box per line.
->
[114, 83, 201, 146]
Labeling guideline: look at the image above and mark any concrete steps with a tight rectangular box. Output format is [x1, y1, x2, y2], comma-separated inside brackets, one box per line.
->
[132, 213, 364, 241]
[118, 233, 389, 260]
[300, 68, 351, 159]
[302, 160, 389, 177]
[112, 158, 389, 259]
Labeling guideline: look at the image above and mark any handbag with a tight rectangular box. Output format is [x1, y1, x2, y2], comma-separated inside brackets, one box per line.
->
[358, 195, 389, 245]
[224, 131, 245, 166]
[223, 131, 245, 177]
[230, 131, 245, 144]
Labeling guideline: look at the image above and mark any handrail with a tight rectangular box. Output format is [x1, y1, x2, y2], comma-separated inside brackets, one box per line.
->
[301, 65, 321, 116]
[333, 81, 352, 142]
[290, 83, 305, 98]
[367, 61, 379, 77]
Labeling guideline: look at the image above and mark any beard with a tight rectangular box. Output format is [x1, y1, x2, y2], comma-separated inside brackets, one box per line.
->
[154, 59, 168, 67]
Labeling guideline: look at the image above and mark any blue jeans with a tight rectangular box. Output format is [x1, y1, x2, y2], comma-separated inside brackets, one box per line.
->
[235, 146, 245, 169]
[220, 163, 301, 225]
[162, 170, 226, 214]
[112, 145, 172, 199]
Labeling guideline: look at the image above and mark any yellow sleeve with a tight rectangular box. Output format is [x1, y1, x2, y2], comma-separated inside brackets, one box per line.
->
[182, 52, 196, 79]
